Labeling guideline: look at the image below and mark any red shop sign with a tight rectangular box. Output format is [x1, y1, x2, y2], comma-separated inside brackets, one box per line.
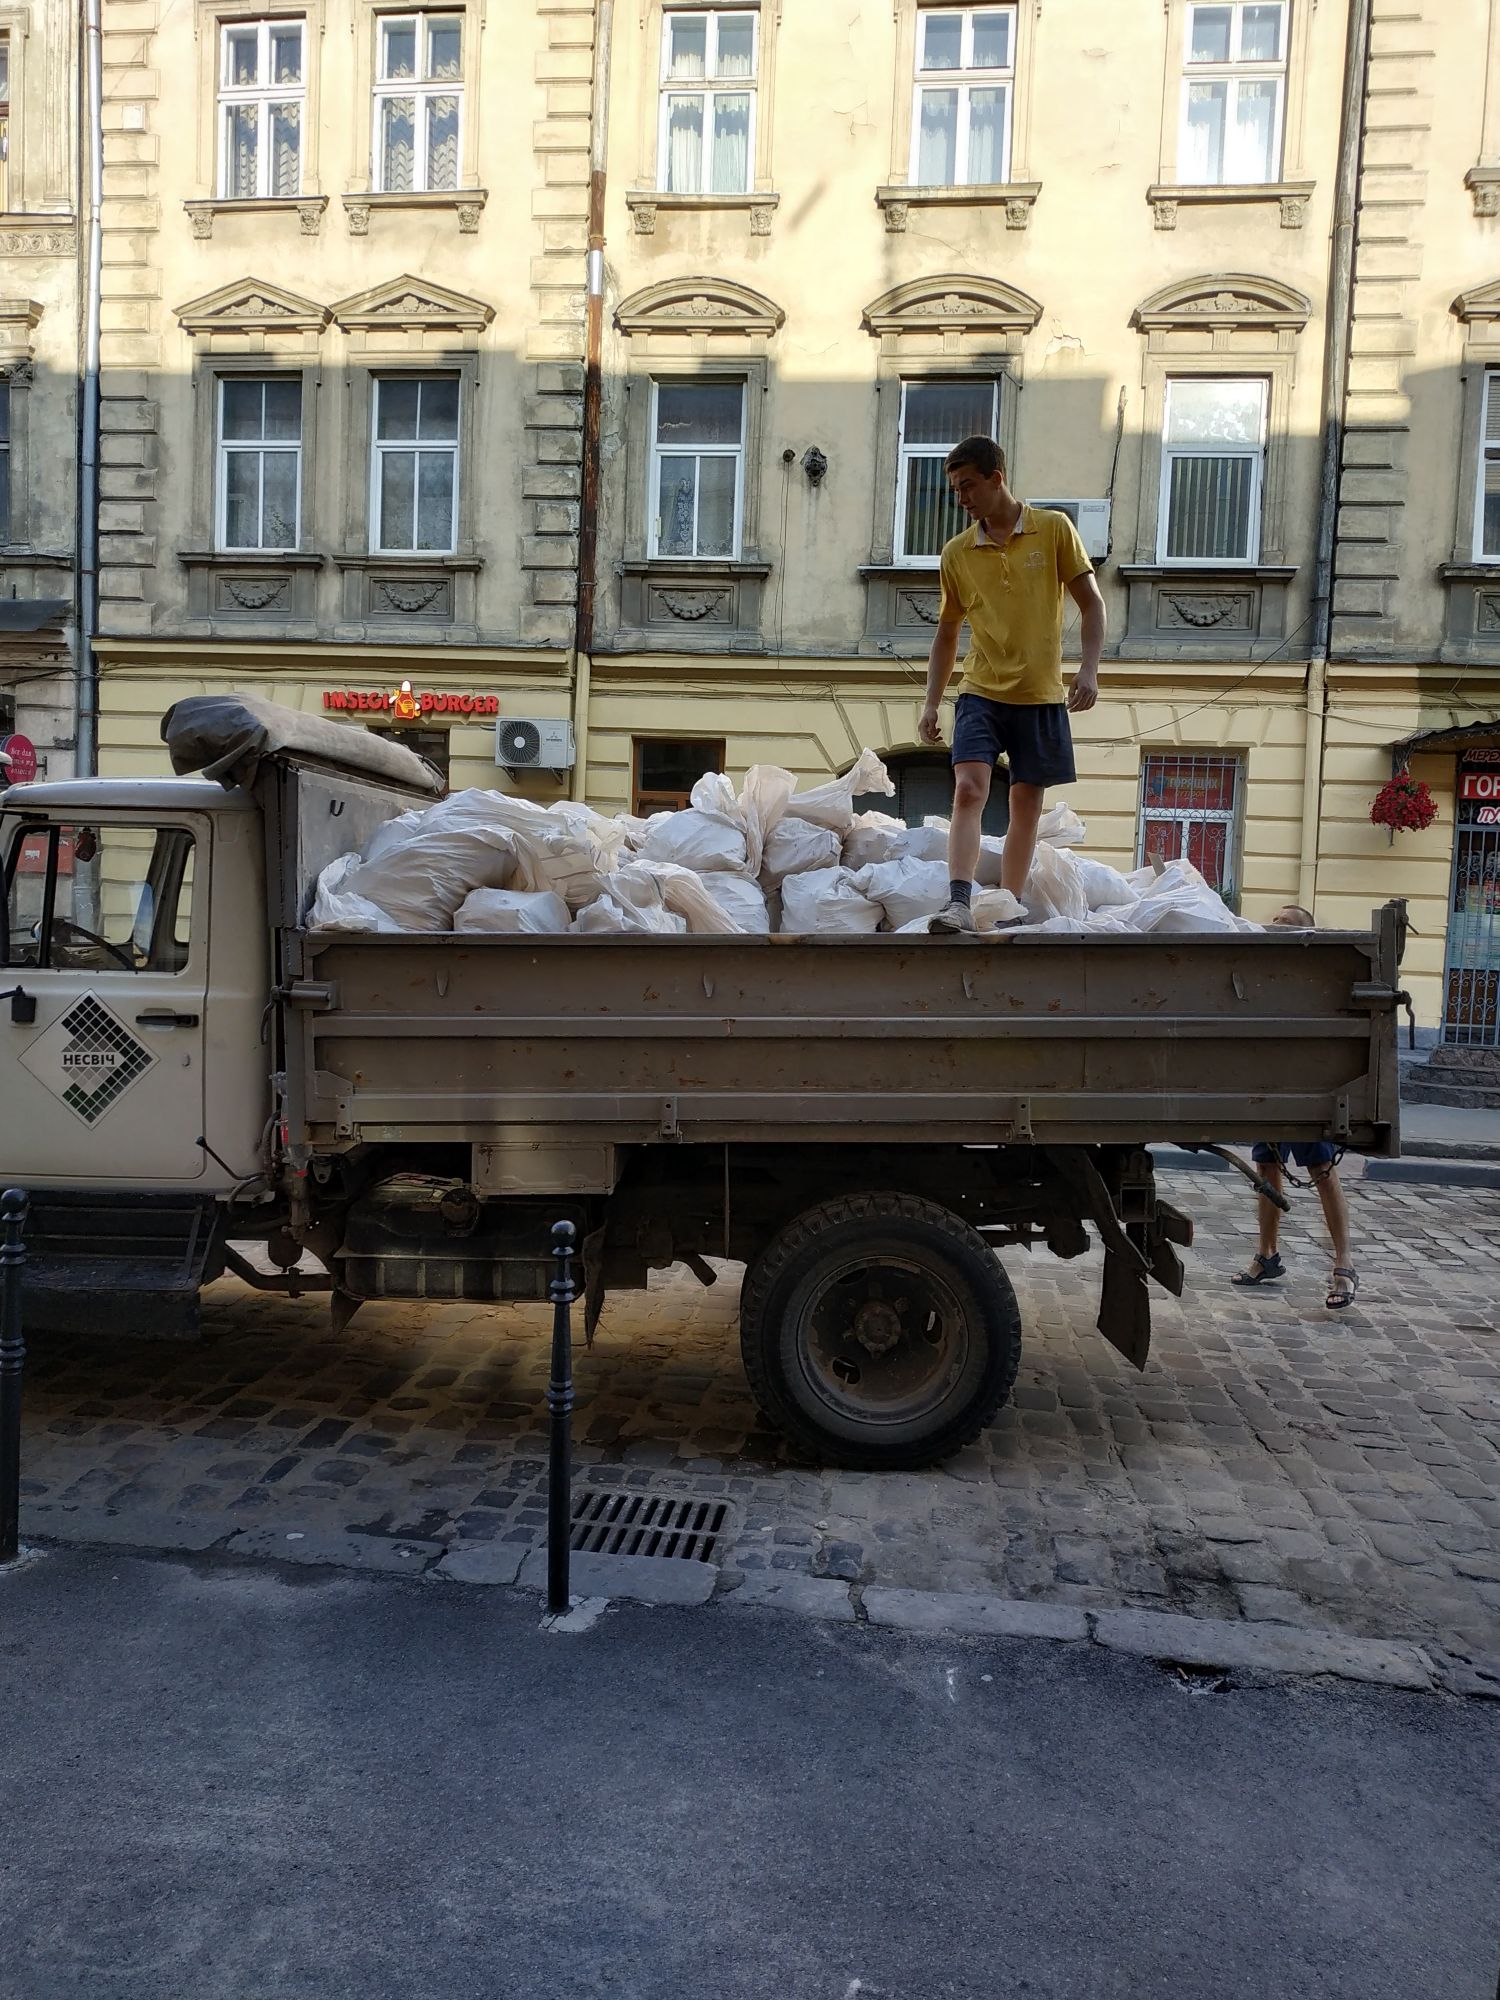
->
[0, 733, 38, 785]
[1459, 770, 1500, 801]
[323, 681, 498, 720]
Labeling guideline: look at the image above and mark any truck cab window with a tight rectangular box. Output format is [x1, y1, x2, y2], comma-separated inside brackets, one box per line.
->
[3, 822, 196, 973]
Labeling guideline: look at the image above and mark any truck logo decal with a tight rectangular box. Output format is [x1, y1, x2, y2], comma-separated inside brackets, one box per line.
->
[19, 995, 158, 1125]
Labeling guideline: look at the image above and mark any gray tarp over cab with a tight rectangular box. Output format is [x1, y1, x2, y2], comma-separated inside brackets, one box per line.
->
[161, 693, 443, 797]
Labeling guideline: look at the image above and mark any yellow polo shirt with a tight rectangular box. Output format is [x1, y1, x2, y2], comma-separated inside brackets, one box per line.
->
[938, 504, 1094, 705]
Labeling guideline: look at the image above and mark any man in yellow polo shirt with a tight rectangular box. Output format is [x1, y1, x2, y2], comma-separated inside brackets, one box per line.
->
[918, 435, 1106, 934]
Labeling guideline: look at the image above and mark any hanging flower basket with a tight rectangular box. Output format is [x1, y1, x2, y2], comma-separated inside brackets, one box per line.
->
[1370, 768, 1437, 834]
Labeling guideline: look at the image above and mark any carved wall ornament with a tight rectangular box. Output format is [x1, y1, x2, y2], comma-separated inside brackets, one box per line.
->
[346, 200, 372, 237]
[616, 278, 785, 339]
[189, 209, 215, 241]
[1476, 592, 1500, 633]
[632, 201, 658, 235]
[1132, 274, 1312, 333]
[376, 578, 446, 614]
[0, 230, 76, 256]
[658, 588, 731, 621]
[750, 203, 775, 237]
[224, 577, 288, 610]
[1, 360, 35, 386]
[861, 274, 1043, 339]
[898, 590, 940, 625]
[298, 202, 324, 237]
[1465, 168, 1500, 220]
[175, 279, 331, 337]
[1005, 197, 1033, 230]
[1161, 591, 1251, 629]
[457, 201, 484, 234]
[1151, 195, 1179, 231]
[882, 201, 909, 234]
[332, 274, 494, 331]
[1279, 192, 1309, 228]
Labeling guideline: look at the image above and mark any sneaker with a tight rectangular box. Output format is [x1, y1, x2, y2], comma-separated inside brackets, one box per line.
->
[928, 899, 977, 935]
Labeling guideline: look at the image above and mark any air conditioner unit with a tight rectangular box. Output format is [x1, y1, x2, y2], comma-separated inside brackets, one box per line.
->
[495, 716, 576, 772]
[1030, 498, 1112, 561]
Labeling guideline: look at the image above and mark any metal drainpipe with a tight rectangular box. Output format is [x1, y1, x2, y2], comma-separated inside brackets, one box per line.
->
[570, 0, 612, 803]
[77, 0, 104, 779]
[1300, 0, 1371, 913]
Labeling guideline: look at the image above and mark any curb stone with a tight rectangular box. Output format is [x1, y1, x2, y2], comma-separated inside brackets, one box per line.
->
[517, 1548, 717, 1606]
[28, 1504, 241, 1553]
[862, 1588, 1089, 1643]
[223, 1527, 443, 1575]
[717, 1571, 857, 1621]
[1088, 1608, 1436, 1691]
[435, 1544, 527, 1588]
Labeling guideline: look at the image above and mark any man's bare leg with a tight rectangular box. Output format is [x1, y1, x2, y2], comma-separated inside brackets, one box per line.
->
[1000, 781, 1045, 902]
[1310, 1162, 1355, 1304]
[1234, 1157, 1285, 1281]
[945, 761, 991, 886]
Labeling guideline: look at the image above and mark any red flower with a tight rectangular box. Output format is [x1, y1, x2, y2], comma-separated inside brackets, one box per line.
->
[1370, 769, 1438, 833]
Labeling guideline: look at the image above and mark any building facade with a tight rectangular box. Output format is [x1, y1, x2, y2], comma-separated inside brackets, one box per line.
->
[76, 0, 1500, 1043]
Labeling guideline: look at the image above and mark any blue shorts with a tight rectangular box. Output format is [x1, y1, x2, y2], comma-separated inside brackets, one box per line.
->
[1251, 1142, 1339, 1170]
[951, 694, 1076, 788]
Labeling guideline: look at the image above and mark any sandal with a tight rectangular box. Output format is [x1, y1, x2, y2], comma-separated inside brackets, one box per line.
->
[1232, 1252, 1285, 1287]
[1326, 1266, 1358, 1310]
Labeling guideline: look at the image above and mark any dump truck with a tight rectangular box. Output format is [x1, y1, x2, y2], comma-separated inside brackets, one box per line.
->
[0, 698, 1407, 1467]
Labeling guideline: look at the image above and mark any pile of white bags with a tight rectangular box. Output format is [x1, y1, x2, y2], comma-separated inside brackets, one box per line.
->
[309, 744, 1257, 939]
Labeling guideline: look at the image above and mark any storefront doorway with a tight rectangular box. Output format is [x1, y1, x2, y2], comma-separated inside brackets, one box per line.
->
[1443, 752, 1500, 1047]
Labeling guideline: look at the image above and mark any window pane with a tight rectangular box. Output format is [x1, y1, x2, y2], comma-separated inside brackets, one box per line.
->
[965, 86, 1006, 182]
[1485, 375, 1500, 444]
[656, 455, 697, 556]
[427, 93, 460, 189]
[382, 20, 417, 79]
[696, 453, 736, 556]
[666, 13, 707, 78]
[904, 457, 965, 557]
[380, 96, 417, 191]
[0, 448, 9, 545]
[716, 14, 754, 78]
[1183, 80, 1226, 182]
[261, 451, 298, 547]
[226, 26, 259, 86]
[664, 94, 704, 191]
[0, 385, 8, 444]
[271, 25, 301, 84]
[1188, 5, 1232, 62]
[428, 18, 462, 79]
[416, 452, 454, 549]
[1166, 454, 1254, 561]
[1168, 378, 1265, 444]
[710, 91, 751, 192]
[262, 379, 301, 440]
[971, 10, 1012, 68]
[638, 739, 723, 798]
[656, 381, 742, 446]
[920, 12, 962, 70]
[224, 452, 260, 546]
[902, 379, 995, 446]
[270, 102, 300, 196]
[417, 376, 460, 439]
[1144, 754, 1238, 813]
[226, 103, 259, 198]
[1483, 461, 1500, 559]
[221, 379, 264, 441]
[1230, 78, 1279, 181]
[377, 378, 421, 440]
[1240, 3, 1284, 62]
[379, 449, 416, 548]
[916, 87, 958, 184]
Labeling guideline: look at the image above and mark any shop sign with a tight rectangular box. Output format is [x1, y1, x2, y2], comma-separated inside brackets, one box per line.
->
[1478, 806, 1500, 826]
[322, 679, 499, 721]
[0, 733, 38, 784]
[1459, 769, 1500, 802]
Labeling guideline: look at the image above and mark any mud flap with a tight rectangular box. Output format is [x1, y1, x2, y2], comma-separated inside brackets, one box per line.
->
[1041, 1148, 1154, 1372]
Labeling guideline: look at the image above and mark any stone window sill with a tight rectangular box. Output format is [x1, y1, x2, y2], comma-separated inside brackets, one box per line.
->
[1146, 181, 1314, 230]
[875, 182, 1040, 233]
[617, 557, 770, 639]
[1118, 563, 1296, 581]
[620, 557, 770, 578]
[1117, 563, 1297, 655]
[335, 553, 484, 571]
[625, 190, 780, 237]
[341, 191, 488, 236]
[1438, 562, 1500, 660]
[180, 549, 327, 567]
[185, 197, 329, 241]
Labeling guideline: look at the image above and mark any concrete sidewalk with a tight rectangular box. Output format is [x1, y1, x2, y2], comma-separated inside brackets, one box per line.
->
[3, 1545, 1498, 2000]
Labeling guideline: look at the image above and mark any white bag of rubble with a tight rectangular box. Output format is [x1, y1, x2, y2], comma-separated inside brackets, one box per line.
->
[853, 857, 951, 931]
[1038, 802, 1087, 848]
[574, 892, 687, 935]
[637, 772, 749, 875]
[761, 815, 842, 885]
[706, 873, 771, 933]
[1073, 856, 1139, 911]
[975, 835, 1010, 887]
[737, 764, 797, 875]
[309, 852, 405, 933]
[334, 822, 522, 931]
[842, 811, 910, 870]
[912, 819, 955, 865]
[786, 748, 894, 834]
[454, 887, 571, 935]
[611, 859, 744, 935]
[974, 886, 1026, 929]
[365, 788, 612, 914]
[1023, 841, 1088, 924]
[779, 866, 883, 934]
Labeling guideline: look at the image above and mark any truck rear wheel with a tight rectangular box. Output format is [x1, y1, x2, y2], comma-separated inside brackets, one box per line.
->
[738, 1192, 1022, 1469]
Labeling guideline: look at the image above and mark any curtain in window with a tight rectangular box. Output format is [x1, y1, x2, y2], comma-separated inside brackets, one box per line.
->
[1165, 456, 1253, 561]
[381, 99, 417, 192]
[916, 89, 958, 184]
[1232, 78, 1277, 181]
[1182, 81, 1224, 181]
[904, 459, 962, 559]
[657, 457, 696, 556]
[228, 105, 258, 199]
[428, 95, 460, 188]
[665, 14, 706, 77]
[711, 92, 750, 192]
[665, 95, 703, 192]
[271, 104, 300, 197]
[967, 88, 1005, 183]
[716, 16, 754, 76]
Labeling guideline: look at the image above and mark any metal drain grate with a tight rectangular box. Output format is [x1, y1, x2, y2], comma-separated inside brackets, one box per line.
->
[570, 1490, 732, 1562]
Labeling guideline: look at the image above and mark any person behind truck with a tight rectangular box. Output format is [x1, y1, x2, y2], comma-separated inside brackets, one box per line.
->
[918, 436, 1107, 934]
[1232, 904, 1358, 1310]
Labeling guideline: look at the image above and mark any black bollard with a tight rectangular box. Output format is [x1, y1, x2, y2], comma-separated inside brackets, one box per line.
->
[0, 1188, 29, 1564]
[546, 1220, 578, 1615]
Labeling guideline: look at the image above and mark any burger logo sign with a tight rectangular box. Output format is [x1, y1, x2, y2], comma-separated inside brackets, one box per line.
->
[322, 680, 501, 720]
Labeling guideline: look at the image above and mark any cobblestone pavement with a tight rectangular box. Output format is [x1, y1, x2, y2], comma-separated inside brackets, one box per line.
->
[16, 1173, 1500, 1681]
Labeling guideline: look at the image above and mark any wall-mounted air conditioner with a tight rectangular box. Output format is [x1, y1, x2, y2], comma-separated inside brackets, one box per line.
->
[1029, 498, 1112, 560]
[495, 717, 576, 771]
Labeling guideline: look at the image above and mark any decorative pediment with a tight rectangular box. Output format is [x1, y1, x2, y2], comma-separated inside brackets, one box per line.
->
[174, 278, 330, 336]
[1132, 275, 1311, 333]
[331, 275, 496, 333]
[615, 278, 784, 339]
[1453, 278, 1500, 328]
[862, 275, 1042, 338]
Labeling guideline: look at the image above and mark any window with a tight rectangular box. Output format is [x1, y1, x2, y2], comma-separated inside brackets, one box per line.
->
[374, 13, 463, 193]
[1137, 754, 1241, 898]
[369, 726, 451, 790]
[1159, 377, 1266, 564]
[658, 9, 756, 194]
[218, 19, 304, 199]
[633, 737, 726, 813]
[911, 5, 1015, 187]
[896, 378, 998, 565]
[858, 751, 1008, 834]
[1180, 2, 1286, 185]
[4, 822, 196, 973]
[1476, 373, 1500, 563]
[371, 375, 460, 553]
[0, 382, 10, 545]
[649, 380, 744, 560]
[217, 378, 302, 551]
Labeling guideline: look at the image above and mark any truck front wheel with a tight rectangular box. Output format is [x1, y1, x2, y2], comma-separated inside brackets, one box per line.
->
[738, 1192, 1022, 1469]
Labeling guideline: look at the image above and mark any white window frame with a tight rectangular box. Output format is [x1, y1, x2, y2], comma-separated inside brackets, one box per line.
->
[1475, 370, 1500, 563]
[214, 377, 303, 553]
[1179, 1, 1288, 187]
[371, 12, 465, 195]
[217, 18, 306, 201]
[0, 379, 10, 545]
[647, 377, 746, 561]
[369, 373, 461, 556]
[1136, 752, 1244, 900]
[894, 377, 1000, 568]
[908, 5, 1016, 188]
[0, 32, 11, 212]
[655, 8, 759, 196]
[1157, 377, 1267, 568]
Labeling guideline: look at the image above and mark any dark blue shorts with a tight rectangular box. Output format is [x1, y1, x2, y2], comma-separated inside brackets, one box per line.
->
[951, 694, 1077, 788]
[1251, 1142, 1339, 1169]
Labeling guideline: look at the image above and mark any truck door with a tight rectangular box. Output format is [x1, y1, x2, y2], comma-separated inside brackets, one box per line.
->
[3, 815, 210, 1184]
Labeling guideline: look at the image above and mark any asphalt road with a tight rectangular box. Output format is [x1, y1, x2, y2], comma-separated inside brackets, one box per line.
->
[2, 1547, 1497, 2000]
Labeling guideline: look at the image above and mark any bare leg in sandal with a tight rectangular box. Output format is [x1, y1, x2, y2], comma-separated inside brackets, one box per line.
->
[1309, 1160, 1356, 1306]
[1235, 1155, 1289, 1283]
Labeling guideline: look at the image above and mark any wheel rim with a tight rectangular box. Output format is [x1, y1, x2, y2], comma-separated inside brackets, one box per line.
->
[788, 1252, 973, 1430]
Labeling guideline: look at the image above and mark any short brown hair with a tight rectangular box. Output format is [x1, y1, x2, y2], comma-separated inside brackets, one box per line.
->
[944, 435, 1005, 480]
[1271, 904, 1316, 928]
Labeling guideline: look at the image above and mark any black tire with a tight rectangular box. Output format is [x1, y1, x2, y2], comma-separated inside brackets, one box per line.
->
[738, 1191, 1022, 1469]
